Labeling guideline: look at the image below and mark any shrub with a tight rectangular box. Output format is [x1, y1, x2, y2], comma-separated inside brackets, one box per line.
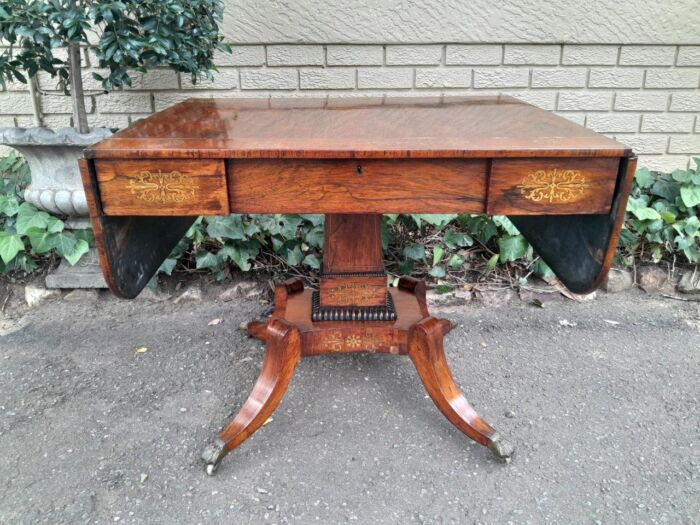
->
[0, 0, 230, 131]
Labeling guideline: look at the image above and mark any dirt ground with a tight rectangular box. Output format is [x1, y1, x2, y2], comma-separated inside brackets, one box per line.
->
[0, 284, 698, 524]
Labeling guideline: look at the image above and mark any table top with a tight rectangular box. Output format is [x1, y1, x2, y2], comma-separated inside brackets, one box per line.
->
[85, 96, 631, 160]
[80, 96, 637, 299]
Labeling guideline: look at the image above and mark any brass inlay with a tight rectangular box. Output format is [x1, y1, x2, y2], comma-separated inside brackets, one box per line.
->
[364, 333, 382, 353]
[326, 283, 378, 303]
[325, 331, 344, 353]
[127, 170, 198, 204]
[322, 332, 382, 352]
[517, 169, 588, 204]
[345, 335, 362, 349]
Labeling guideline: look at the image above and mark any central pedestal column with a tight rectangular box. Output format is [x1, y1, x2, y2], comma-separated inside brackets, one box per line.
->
[313, 214, 396, 321]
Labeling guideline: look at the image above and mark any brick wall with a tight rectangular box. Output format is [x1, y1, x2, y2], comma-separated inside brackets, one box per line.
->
[1, 44, 699, 171]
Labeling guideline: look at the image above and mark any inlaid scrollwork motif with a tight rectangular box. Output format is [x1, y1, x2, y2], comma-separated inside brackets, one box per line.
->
[325, 331, 344, 352]
[363, 333, 382, 353]
[517, 169, 589, 204]
[127, 170, 198, 204]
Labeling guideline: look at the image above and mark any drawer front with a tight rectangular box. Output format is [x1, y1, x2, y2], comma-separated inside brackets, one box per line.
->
[228, 159, 488, 214]
[487, 158, 620, 215]
[95, 159, 229, 216]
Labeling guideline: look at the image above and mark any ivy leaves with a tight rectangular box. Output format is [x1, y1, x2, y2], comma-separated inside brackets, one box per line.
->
[497, 235, 528, 262]
[0, 232, 23, 265]
[0, 153, 91, 273]
[157, 214, 325, 281]
[673, 165, 700, 208]
[385, 213, 550, 284]
[443, 230, 473, 250]
[403, 244, 425, 261]
[0, 201, 89, 271]
[206, 215, 247, 241]
[0, 202, 91, 268]
[51, 229, 90, 265]
[623, 159, 700, 264]
[16, 202, 57, 233]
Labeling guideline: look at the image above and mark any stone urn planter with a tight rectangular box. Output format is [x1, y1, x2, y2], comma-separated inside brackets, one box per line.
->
[0, 126, 112, 288]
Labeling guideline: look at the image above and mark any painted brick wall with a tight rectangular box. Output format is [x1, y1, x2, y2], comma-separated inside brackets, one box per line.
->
[1, 44, 699, 171]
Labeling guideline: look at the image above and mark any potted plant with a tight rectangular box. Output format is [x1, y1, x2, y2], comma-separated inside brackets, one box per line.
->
[0, 0, 230, 287]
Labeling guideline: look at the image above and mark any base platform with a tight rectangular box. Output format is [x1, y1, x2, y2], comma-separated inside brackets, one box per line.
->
[201, 276, 514, 475]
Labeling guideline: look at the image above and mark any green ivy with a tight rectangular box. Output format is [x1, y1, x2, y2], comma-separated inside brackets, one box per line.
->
[155, 214, 325, 282]
[0, 152, 92, 274]
[619, 158, 700, 264]
[378, 213, 550, 286]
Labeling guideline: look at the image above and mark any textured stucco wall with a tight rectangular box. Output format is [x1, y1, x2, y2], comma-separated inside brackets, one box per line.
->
[222, 0, 700, 44]
[1, 3, 699, 170]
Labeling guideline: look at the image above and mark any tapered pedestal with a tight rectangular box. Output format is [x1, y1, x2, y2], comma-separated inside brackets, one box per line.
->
[202, 215, 513, 474]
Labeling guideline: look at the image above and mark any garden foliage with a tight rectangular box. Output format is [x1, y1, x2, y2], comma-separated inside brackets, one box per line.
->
[0, 152, 91, 273]
[0, 0, 230, 91]
[620, 158, 700, 264]
[1, 155, 699, 280]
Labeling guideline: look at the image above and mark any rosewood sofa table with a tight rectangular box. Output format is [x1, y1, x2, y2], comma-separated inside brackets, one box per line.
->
[79, 96, 635, 475]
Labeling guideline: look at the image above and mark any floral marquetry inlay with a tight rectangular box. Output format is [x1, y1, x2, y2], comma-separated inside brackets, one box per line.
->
[517, 169, 589, 204]
[128, 170, 199, 204]
[323, 331, 383, 352]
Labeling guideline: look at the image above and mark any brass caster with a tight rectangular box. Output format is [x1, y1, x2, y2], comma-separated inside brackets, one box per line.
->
[487, 432, 514, 463]
[201, 438, 227, 475]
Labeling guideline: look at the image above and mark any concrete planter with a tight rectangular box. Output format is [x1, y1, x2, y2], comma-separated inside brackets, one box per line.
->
[0, 127, 112, 288]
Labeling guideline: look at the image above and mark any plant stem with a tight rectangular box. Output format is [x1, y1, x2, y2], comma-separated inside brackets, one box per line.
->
[68, 44, 89, 134]
[28, 76, 44, 127]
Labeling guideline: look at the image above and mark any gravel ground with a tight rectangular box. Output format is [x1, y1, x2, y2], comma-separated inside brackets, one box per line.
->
[0, 287, 698, 524]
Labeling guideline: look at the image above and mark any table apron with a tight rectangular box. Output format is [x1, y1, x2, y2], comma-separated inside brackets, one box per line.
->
[92, 156, 622, 216]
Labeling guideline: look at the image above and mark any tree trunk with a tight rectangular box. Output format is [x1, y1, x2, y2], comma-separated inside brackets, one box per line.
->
[68, 44, 89, 134]
[28, 76, 44, 127]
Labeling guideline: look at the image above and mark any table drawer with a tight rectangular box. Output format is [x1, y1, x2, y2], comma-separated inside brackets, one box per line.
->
[95, 159, 229, 216]
[228, 159, 488, 214]
[487, 158, 620, 215]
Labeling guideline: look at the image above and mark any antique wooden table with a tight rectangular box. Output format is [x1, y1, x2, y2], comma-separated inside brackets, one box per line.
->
[79, 96, 635, 474]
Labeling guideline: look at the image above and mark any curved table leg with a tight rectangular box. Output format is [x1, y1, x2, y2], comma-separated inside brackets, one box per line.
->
[202, 318, 302, 474]
[246, 321, 268, 341]
[408, 317, 514, 461]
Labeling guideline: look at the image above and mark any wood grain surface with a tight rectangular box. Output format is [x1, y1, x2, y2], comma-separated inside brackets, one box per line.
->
[217, 319, 301, 453]
[79, 159, 195, 298]
[322, 214, 384, 274]
[95, 159, 228, 216]
[281, 288, 426, 356]
[408, 317, 504, 452]
[487, 157, 620, 215]
[319, 276, 388, 307]
[319, 214, 387, 307]
[228, 158, 488, 213]
[85, 96, 630, 160]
